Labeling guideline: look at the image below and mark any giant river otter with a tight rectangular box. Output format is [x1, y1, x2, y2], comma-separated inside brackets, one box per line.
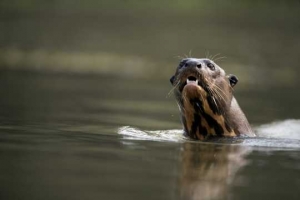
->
[170, 58, 255, 140]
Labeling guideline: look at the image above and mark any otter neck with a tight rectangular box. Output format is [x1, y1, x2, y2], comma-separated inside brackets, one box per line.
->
[180, 86, 236, 140]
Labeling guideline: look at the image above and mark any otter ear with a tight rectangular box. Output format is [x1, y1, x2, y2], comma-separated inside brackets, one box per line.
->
[170, 75, 175, 85]
[227, 74, 238, 87]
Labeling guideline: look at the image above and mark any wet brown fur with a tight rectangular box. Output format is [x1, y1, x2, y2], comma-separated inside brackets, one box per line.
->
[170, 58, 254, 140]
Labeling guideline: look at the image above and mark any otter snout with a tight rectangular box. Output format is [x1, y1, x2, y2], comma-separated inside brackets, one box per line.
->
[183, 59, 202, 69]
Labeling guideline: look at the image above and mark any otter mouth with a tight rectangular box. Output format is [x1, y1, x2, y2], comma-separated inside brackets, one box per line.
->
[186, 76, 199, 85]
[180, 76, 202, 92]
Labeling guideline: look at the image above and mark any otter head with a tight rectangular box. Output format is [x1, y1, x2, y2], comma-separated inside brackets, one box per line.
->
[170, 58, 238, 140]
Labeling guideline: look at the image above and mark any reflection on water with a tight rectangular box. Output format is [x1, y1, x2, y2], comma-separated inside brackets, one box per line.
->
[119, 126, 300, 200]
[1, 71, 300, 200]
[179, 143, 251, 200]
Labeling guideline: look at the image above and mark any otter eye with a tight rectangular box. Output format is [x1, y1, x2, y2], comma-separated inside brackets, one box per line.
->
[179, 59, 188, 69]
[207, 63, 215, 70]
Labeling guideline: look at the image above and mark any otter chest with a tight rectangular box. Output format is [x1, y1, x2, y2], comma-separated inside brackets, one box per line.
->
[182, 86, 236, 140]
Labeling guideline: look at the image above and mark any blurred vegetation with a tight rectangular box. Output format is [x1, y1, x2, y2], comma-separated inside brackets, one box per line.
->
[0, 0, 300, 87]
[1, 0, 299, 13]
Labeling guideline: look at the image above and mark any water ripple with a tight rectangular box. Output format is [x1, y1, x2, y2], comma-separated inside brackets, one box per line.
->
[118, 119, 300, 149]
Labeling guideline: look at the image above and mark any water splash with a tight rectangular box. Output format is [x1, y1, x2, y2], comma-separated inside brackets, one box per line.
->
[255, 119, 300, 140]
[118, 119, 300, 149]
[118, 126, 184, 142]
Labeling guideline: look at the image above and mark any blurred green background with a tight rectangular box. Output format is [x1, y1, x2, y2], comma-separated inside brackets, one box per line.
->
[1, 0, 299, 85]
[1, 0, 300, 125]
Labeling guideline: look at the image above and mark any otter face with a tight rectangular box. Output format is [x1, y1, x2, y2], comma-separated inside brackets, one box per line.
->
[170, 58, 238, 140]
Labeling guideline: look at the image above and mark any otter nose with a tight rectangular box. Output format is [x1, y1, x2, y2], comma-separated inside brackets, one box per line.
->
[185, 60, 202, 68]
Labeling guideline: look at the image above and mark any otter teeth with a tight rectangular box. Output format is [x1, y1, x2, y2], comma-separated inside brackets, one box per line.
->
[186, 78, 198, 84]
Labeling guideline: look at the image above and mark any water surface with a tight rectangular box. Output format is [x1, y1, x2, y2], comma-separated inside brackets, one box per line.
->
[0, 70, 299, 200]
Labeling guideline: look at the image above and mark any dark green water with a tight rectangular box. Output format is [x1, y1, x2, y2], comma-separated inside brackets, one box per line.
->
[0, 70, 299, 200]
[1, 1, 300, 199]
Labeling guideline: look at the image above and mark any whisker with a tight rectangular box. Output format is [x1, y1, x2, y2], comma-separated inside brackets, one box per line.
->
[212, 86, 228, 103]
[176, 102, 186, 114]
[214, 56, 227, 62]
[174, 55, 184, 60]
[188, 50, 193, 58]
[212, 84, 227, 97]
[210, 87, 224, 103]
[167, 80, 181, 98]
[205, 50, 210, 59]
[206, 87, 220, 112]
[204, 78, 228, 103]
[211, 53, 221, 61]
[198, 88, 204, 102]
[182, 91, 189, 107]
